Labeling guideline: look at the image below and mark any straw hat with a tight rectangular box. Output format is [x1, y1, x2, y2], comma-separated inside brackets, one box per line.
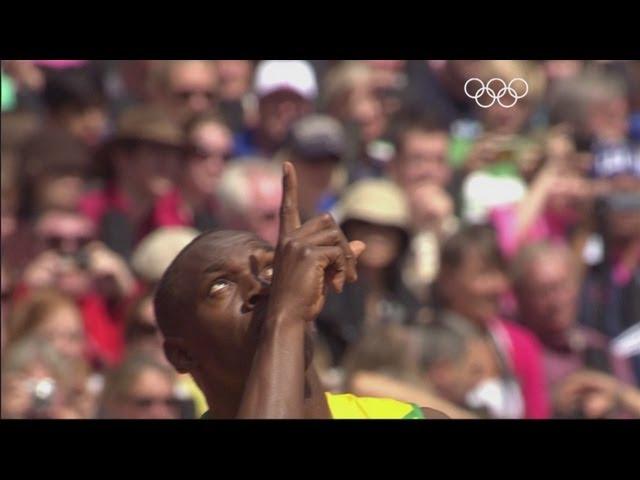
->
[94, 105, 187, 179]
[107, 104, 186, 149]
[333, 178, 410, 231]
[131, 227, 200, 284]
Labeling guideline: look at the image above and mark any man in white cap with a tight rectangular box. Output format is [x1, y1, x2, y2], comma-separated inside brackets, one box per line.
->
[234, 60, 317, 157]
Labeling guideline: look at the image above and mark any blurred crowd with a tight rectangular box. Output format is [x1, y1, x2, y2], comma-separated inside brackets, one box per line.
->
[1, 59, 639, 420]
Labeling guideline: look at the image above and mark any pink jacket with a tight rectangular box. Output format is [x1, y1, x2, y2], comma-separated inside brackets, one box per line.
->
[490, 318, 551, 419]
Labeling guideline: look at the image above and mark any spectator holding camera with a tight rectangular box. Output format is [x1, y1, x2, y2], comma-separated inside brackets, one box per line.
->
[16, 208, 135, 367]
[1, 337, 95, 419]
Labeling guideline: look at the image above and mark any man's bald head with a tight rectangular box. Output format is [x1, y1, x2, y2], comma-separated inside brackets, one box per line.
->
[153, 230, 269, 339]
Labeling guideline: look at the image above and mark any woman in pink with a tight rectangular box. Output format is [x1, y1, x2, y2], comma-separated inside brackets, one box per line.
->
[489, 132, 597, 261]
[434, 225, 551, 418]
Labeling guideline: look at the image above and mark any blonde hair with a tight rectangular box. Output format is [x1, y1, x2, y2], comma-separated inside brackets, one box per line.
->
[216, 157, 281, 219]
[100, 349, 176, 414]
[322, 61, 374, 114]
[149, 60, 218, 95]
[7, 289, 81, 347]
[480, 60, 547, 104]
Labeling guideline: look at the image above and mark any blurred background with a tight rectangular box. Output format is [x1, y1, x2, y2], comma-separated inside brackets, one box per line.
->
[1, 59, 639, 419]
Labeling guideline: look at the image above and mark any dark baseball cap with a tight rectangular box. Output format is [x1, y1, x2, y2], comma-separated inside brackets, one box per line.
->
[288, 115, 346, 161]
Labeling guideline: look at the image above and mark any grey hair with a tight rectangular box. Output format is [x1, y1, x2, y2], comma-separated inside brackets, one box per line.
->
[417, 311, 483, 370]
[216, 157, 281, 220]
[510, 241, 575, 290]
[1, 336, 73, 383]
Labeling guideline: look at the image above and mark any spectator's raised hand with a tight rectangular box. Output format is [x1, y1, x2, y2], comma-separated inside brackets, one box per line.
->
[84, 241, 136, 299]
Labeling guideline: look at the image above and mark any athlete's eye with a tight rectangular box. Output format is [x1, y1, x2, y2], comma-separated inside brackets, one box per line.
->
[209, 279, 231, 296]
[260, 266, 274, 283]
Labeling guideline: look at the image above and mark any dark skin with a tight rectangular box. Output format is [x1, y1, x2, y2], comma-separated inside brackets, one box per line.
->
[159, 162, 447, 419]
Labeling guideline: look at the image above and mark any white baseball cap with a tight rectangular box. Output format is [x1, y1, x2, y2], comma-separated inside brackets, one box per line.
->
[254, 60, 318, 100]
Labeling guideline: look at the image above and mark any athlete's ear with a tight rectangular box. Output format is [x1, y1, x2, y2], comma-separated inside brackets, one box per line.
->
[163, 337, 196, 374]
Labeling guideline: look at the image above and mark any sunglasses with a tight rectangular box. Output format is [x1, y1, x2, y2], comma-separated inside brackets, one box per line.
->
[44, 235, 93, 251]
[192, 146, 232, 162]
[173, 89, 216, 102]
[127, 396, 182, 410]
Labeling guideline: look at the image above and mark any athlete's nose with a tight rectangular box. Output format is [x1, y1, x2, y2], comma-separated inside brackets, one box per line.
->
[242, 276, 270, 313]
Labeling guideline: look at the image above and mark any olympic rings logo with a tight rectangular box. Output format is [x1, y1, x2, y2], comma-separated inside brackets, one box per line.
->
[464, 78, 529, 108]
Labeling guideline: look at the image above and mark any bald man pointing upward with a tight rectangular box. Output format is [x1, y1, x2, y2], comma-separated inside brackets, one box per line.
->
[154, 162, 447, 419]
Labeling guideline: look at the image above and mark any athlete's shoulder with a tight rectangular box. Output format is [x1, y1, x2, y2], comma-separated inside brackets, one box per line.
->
[420, 407, 449, 419]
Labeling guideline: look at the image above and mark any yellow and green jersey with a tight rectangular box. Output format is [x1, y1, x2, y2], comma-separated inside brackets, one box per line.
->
[201, 392, 424, 419]
[325, 393, 424, 419]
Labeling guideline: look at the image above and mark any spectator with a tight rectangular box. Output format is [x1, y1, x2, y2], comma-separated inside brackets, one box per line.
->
[550, 70, 638, 183]
[153, 111, 233, 231]
[1, 336, 95, 419]
[276, 114, 347, 221]
[553, 369, 640, 419]
[149, 60, 219, 125]
[6, 289, 87, 363]
[98, 350, 184, 419]
[216, 158, 282, 246]
[489, 128, 595, 259]
[474, 61, 546, 136]
[18, 127, 90, 219]
[402, 181, 458, 302]
[342, 322, 481, 419]
[318, 179, 420, 364]
[216, 60, 255, 133]
[433, 224, 550, 418]
[511, 242, 637, 415]
[362, 60, 408, 119]
[131, 226, 200, 291]
[323, 61, 390, 180]
[416, 313, 524, 418]
[579, 191, 640, 382]
[80, 104, 186, 259]
[41, 66, 109, 148]
[17, 208, 136, 367]
[458, 61, 547, 224]
[233, 60, 317, 157]
[404, 60, 484, 127]
[389, 112, 452, 191]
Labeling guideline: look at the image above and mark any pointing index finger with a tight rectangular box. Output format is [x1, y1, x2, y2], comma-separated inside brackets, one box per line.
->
[279, 161, 301, 238]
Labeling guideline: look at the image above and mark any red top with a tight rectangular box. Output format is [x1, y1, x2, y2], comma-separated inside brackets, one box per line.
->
[79, 186, 193, 246]
[489, 318, 551, 419]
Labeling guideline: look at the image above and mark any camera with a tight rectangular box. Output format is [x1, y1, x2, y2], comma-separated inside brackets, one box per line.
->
[26, 378, 57, 417]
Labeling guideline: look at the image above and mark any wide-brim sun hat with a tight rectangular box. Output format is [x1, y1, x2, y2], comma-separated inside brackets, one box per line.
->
[131, 227, 200, 284]
[332, 178, 410, 231]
